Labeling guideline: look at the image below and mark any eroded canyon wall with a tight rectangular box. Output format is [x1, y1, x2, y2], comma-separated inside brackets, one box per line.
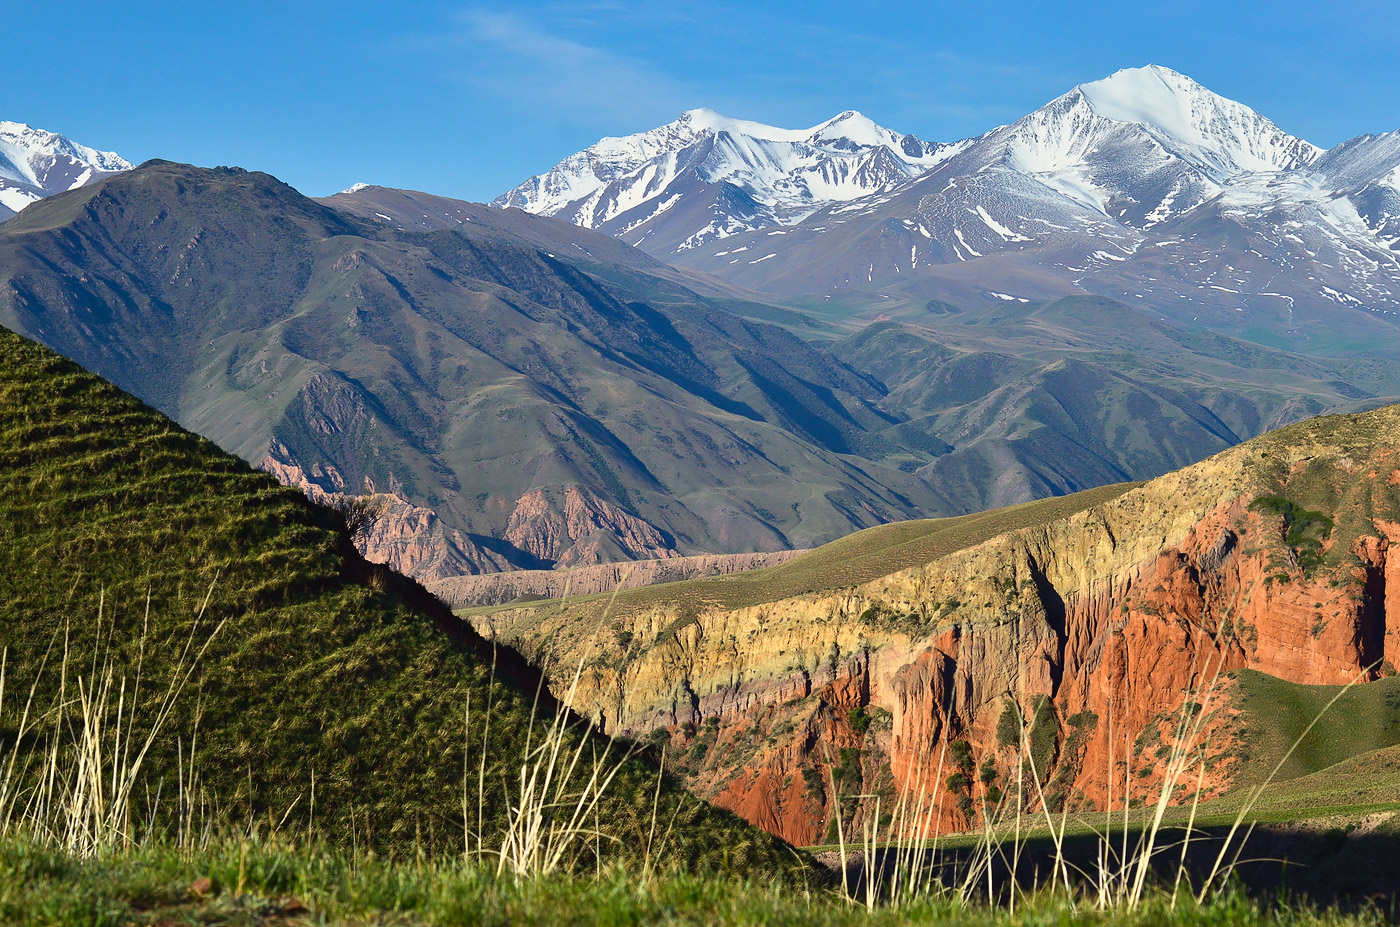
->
[474, 409, 1400, 845]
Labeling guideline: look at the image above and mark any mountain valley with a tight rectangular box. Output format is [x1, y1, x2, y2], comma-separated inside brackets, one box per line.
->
[0, 162, 950, 578]
[5, 52, 1400, 916]
[4, 159, 1399, 600]
[470, 404, 1400, 852]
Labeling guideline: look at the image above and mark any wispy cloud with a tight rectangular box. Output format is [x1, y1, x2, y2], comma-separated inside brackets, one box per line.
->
[396, 4, 1092, 152]
[442, 8, 694, 128]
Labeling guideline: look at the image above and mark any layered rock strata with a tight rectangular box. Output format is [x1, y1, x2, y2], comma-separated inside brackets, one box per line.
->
[473, 408, 1400, 845]
[261, 453, 696, 580]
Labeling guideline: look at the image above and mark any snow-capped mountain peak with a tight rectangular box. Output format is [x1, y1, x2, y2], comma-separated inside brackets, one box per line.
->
[495, 65, 1330, 254]
[0, 120, 131, 219]
[1080, 65, 1233, 139]
[494, 107, 956, 250]
[977, 65, 1323, 228]
[1000, 65, 1320, 181]
[1075, 65, 1320, 175]
[0, 121, 131, 189]
[673, 107, 802, 142]
[492, 62, 1400, 338]
[809, 110, 891, 147]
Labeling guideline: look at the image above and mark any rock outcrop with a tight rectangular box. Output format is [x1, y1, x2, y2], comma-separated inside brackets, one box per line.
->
[472, 406, 1400, 846]
[262, 451, 691, 581]
[260, 451, 518, 578]
[503, 485, 681, 567]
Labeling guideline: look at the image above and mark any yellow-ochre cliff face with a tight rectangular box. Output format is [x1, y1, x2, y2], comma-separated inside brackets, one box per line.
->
[471, 406, 1400, 845]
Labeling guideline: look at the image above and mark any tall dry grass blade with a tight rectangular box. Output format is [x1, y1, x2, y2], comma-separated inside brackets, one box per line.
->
[489, 576, 648, 879]
[1171, 748, 1210, 907]
[1019, 710, 1072, 905]
[641, 744, 667, 882]
[827, 761, 851, 905]
[1124, 651, 1224, 907]
[0, 579, 223, 855]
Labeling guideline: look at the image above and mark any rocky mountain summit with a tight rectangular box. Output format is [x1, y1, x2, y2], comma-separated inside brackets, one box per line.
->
[496, 107, 960, 254]
[7, 161, 1400, 594]
[503, 66, 1400, 347]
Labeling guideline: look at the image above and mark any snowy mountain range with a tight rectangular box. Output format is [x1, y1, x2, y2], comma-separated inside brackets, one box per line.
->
[495, 107, 964, 253]
[0, 121, 131, 220]
[498, 65, 1400, 345]
[8, 65, 1400, 350]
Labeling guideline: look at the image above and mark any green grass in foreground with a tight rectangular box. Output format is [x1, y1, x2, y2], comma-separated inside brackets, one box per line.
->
[0, 838, 1389, 927]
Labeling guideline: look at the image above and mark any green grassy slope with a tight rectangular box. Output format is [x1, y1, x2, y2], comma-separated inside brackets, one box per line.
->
[12, 163, 1400, 588]
[1236, 743, 1400, 815]
[0, 325, 801, 874]
[319, 185, 850, 339]
[1232, 670, 1400, 785]
[1106, 670, 1400, 843]
[830, 299, 1400, 513]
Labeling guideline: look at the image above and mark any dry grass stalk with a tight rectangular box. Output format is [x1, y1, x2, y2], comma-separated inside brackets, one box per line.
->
[0, 582, 224, 856]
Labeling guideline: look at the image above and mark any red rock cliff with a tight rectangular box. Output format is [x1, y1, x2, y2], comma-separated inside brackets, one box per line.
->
[474, 408, 1400, 845]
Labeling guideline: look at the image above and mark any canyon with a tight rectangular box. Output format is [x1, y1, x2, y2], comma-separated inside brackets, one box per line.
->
[472, 405, 1400, 845]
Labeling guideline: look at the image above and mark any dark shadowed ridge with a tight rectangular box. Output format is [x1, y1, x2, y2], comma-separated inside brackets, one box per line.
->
[0, 161, 958, 578]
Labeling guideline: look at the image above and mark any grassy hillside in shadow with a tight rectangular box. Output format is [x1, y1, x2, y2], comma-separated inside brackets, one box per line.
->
[0, 324, 803, 876]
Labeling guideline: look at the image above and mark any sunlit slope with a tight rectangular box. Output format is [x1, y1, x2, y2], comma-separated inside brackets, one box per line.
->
[1225, 670, 1400, 802]
[466, 481, 1135, 620]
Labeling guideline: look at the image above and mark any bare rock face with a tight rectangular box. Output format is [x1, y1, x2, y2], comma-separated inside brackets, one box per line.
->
[473, 408, 1400, 846]
[259, 451, 516, 578]
[503, 486, 680, 567]
[262, 448, 720, 586]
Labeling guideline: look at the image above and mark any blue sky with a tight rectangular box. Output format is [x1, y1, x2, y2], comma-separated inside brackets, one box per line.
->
[5, 1, 1397, 202]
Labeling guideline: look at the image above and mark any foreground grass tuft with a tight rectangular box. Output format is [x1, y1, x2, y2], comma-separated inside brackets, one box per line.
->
[0, 838, 1390, 927]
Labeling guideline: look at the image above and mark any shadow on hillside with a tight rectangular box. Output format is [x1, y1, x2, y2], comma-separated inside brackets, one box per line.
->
[830, 819, 1400, 912]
